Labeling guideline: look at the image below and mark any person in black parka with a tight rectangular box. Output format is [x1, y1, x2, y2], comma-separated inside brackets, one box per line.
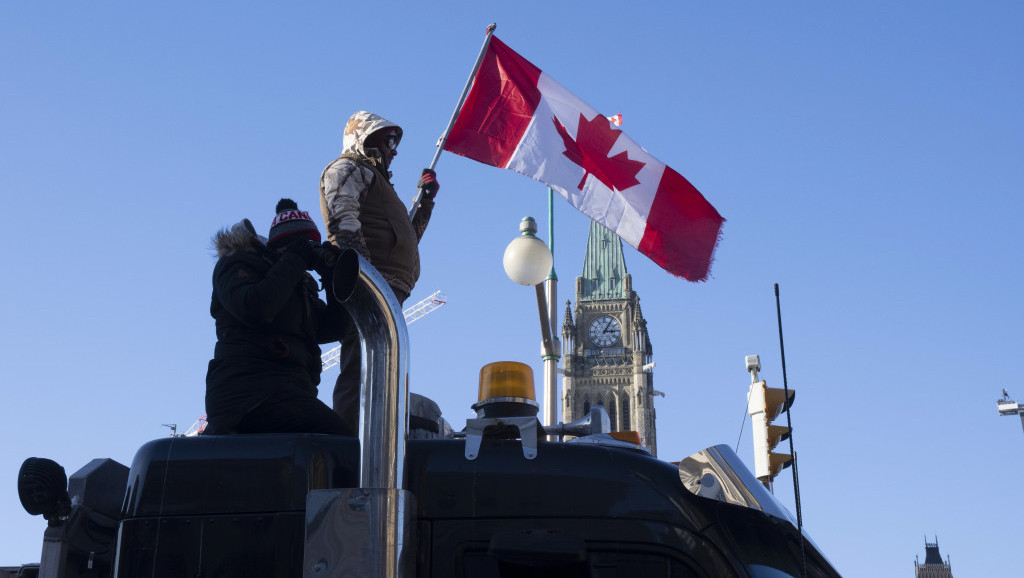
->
[204, 198, 352, 436]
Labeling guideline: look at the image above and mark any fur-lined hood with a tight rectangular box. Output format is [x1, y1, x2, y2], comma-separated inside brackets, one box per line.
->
[213, 219, 268, 258]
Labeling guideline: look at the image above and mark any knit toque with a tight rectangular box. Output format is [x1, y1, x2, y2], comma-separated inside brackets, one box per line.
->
[267, 198, 321, 250]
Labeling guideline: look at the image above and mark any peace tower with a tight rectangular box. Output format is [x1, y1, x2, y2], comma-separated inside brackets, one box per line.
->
[561, 221, 658, 456]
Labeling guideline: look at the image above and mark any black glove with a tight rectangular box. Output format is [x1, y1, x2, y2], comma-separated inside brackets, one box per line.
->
[417, 169, 439, 199]
[312, 242, 341, 276]
[284, 239, 316, 270]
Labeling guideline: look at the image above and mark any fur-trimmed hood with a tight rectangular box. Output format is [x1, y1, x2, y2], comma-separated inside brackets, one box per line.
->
[213, 219, 268, 258]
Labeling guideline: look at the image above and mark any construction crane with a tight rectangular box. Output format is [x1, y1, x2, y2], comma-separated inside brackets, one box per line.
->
[183, 416, 207, 437]
[320, 290, 446, 372]
[997, 389, 1024, 434]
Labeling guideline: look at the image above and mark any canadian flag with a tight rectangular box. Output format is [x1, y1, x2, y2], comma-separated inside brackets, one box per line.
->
[444, 36, 724, 282]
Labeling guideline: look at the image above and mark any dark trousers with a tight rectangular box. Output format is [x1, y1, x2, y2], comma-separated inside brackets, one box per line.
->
[332, 324, 362, 435]
[233, 386, 353, 436]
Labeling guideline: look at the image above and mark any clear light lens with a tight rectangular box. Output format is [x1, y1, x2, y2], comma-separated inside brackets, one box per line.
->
[503, 234, 553, 286]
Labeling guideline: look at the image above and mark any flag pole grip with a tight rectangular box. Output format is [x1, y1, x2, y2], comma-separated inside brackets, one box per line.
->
[409, 23, 497, 221]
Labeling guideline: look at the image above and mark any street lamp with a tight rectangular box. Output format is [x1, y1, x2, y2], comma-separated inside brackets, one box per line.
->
[503, 217, 552, 286]
[504, 217, 559, 429]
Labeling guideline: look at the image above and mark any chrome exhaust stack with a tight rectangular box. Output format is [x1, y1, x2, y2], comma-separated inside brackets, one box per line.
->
[331, 249, 409, 490]
[305, 250, 414, 577]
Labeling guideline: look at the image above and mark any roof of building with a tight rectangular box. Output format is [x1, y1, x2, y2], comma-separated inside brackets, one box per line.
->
[924, 541, 943, 565]
[580, 220, 628, 301]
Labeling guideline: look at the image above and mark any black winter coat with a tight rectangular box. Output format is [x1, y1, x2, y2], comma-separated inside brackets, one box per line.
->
[205, 221, 347, 432]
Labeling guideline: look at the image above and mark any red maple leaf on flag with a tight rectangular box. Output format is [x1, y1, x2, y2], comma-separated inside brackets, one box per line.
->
[553, 113, 645, 191]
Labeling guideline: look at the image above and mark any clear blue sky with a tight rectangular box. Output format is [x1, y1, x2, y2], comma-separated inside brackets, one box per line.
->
[2, 2, 1021, 575]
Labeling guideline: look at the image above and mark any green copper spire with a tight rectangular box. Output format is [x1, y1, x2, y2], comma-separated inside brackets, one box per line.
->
[580, 220, 628, 301]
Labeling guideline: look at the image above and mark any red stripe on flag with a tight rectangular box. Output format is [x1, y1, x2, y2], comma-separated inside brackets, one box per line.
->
[444, 37, 542, 168]
[638, 167, 725, 282]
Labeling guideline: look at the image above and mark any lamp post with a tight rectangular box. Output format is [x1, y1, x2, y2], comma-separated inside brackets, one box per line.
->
[544, 190, 560, 433]
[503, 217, 559, 430]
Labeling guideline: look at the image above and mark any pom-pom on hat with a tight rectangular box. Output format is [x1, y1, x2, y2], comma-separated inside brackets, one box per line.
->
[267, 198, 321, 250]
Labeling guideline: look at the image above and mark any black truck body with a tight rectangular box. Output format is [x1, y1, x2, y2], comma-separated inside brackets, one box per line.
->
[9, 251, 841, 577]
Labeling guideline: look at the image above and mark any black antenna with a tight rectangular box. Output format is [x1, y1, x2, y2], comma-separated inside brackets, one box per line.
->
[734, 403, 748, 454]
[775, 283, 805, 578]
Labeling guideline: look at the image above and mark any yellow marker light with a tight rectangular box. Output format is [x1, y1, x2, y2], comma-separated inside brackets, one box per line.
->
[478, 361, 537, 403]
[473, 361, 539, 419]
[608, 431, 642, 445]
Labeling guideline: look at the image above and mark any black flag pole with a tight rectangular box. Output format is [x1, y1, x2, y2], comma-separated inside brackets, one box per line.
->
[409, 23, 497, 222]
[775, 282, 806, 578]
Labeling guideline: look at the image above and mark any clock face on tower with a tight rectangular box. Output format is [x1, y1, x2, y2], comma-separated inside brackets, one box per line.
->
[588, 315, 621, 347]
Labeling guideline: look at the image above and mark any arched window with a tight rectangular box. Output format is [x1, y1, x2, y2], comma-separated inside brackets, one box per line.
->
[622, 394, 631, 431]
[583, 398, 590, 416]
[608, 397, 618, 431]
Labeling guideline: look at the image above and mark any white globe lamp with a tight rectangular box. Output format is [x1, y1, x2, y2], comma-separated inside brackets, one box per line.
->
[503, 217, 553, 286]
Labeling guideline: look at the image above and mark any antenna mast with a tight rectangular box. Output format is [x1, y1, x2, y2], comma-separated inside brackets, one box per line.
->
[775, 283, 806, 578]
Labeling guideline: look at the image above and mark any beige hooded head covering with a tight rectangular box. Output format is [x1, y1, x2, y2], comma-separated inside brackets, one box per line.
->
[341, 111, 403, 160]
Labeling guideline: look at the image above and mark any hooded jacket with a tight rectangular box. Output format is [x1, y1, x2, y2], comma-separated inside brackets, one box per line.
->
[319, 111, 433, 302]
[205, 220, 347, 431]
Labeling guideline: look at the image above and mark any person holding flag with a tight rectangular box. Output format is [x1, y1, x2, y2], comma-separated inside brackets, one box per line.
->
[319, 111, 440, 434]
